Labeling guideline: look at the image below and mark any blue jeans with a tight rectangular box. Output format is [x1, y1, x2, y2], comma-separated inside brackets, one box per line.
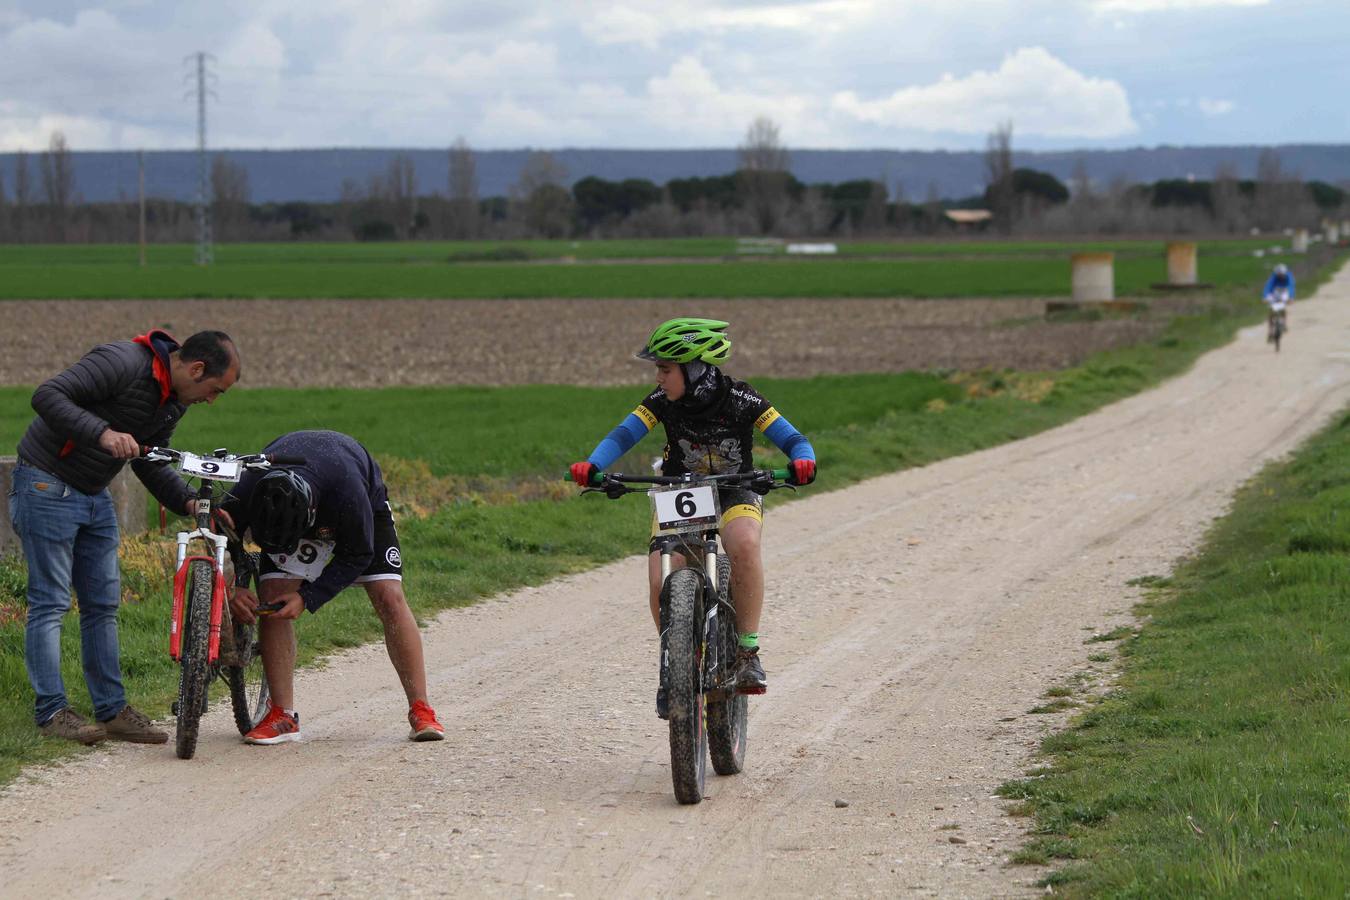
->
[8, 463, 126, 725]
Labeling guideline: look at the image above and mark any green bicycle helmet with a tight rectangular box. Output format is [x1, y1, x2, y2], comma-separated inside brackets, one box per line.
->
[636, 317, 732, 365]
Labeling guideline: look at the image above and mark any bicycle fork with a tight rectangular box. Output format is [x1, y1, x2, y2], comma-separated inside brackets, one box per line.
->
[169, 529, 230, 664]
[656, 537, 722, 696]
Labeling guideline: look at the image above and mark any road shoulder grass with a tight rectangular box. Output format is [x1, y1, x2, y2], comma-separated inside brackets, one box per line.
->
[998, 410, 1350, 897]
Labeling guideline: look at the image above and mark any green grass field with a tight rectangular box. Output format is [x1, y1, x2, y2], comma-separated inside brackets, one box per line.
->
[0, 254, 1275, 300]
[0, 285, 1275, 783]
[0, 237, 1285, 299]
[998, 410, 1350, 897]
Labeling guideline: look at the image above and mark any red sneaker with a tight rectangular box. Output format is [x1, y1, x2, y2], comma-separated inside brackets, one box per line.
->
[408, 700, 444, 742]
[244, 706, 301, 745]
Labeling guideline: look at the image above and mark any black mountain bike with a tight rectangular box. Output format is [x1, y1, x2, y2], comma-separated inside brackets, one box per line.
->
[1268, 305, 1287, 352]
[141, 446, 304, 758]
[576, 467, 790, 804]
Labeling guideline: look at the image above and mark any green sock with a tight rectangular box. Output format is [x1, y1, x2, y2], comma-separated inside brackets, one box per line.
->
[738, 632, 759, 650]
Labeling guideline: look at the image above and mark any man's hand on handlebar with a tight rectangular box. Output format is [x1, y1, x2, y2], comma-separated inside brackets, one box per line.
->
[99, 428, 140, 459]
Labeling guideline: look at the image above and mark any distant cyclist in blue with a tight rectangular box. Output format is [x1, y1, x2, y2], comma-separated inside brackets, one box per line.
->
[1262, 263, 1296, 336]
[569, 318, 816, 713]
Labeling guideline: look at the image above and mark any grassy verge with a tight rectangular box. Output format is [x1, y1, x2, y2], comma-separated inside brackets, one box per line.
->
[997, 410, 1350, 897]
[0, 245, 1281, 300]
[0, 256, 1342, 784]
[0, 237, 1277, 267]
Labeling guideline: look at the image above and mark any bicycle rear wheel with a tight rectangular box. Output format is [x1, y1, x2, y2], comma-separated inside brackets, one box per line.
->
[664, 567, 708, 804]
[707, 554, 748, 776]
[175, 560, 214, 760]
[223, 619, 268, 735]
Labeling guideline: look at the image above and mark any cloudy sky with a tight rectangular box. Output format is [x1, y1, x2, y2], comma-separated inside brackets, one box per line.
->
[0, 0, 1344, 152]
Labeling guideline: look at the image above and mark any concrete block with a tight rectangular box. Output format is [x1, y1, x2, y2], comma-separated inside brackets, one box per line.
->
[0, 457, 148, 554]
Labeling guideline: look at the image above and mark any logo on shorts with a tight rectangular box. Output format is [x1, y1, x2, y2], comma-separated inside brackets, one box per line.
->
[316, 527, 335, 540]
[385, 547, 402, 568]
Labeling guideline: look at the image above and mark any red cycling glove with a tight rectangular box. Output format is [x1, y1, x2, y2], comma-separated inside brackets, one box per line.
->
[570, 461, 599, 487]
[788, 459, 816, 485]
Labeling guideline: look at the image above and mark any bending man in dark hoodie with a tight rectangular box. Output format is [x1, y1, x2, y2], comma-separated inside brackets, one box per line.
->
[11, 329, 240, 745]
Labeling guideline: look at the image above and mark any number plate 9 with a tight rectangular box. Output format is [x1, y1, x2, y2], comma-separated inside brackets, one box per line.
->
[178, 452, 241, 482]
[651, 484, 719, 533]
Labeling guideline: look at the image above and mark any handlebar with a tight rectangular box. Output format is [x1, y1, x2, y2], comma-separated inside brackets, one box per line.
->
[139, 446, 307, 470]
[564, 468, 792, 497]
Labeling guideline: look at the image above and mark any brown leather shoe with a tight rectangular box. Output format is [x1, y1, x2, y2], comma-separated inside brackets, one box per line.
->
[101, 705, 168, 744]
[39, 708, 106, 745]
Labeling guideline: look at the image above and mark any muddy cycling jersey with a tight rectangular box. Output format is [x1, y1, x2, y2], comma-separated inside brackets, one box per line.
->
[586, 375, 815, 477]
[222, 430, 394, 613]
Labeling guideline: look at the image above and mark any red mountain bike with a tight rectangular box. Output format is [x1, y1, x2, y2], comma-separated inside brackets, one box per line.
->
[141, 446, 304, 759]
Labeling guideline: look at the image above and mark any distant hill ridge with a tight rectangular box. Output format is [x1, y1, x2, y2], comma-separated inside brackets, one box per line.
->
[1, 145, 1346, 205]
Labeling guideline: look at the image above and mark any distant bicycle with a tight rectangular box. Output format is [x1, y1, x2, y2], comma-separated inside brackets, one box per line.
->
[1265, 287, 1290, 352]
[140, 445, 304, 759]
[573, 466, 792, 804]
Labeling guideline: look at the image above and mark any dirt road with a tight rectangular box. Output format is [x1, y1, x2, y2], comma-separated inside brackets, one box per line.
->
[2, 267, 1348, 898]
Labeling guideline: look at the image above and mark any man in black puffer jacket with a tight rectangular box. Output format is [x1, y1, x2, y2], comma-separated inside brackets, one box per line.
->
[10, 329, 240, 745]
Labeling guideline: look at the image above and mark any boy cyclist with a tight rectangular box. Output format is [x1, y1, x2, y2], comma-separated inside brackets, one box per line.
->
[569, 318, 816, 716]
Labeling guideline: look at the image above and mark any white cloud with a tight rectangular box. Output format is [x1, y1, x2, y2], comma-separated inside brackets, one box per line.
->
[1197, 97, 1235, 116]
[580, 0, 871, 47]
[1093, 0, 1268, 12]
[831, 47, 1137, 138]
[646, 56, 822, 144]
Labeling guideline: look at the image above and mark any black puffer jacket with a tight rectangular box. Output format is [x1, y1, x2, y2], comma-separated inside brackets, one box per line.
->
[17, 331, 193, 511]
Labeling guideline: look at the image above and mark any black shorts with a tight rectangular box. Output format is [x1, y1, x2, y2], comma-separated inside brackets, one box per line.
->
[259, 501, 403, 584]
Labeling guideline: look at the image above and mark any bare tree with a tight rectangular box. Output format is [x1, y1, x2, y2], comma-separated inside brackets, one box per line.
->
[13, 149, 32, 241]
[1211, 162, 1245, 233]
[921, 181, 943, 234]
[983, 120, 1014, 234]
[387, 154, 417, 238]
[737, 116, 791, 234]
[1251, 148, 1312, 231]
[512, 151, 572, 238]
[40, 131, 76, 240]
[447, 137, 480, 239]
[860, 179, 889, 234]
[210, 156, 251, 241]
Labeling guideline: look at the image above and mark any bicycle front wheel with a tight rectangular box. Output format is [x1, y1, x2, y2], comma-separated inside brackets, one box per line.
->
[175, 560, 214, 760]
[664, 567, 708, 804]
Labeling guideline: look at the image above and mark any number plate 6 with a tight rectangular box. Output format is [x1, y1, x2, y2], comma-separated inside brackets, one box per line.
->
[651, 484, 719, 533]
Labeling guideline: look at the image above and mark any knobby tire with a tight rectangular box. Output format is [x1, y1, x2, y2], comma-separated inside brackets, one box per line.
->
[175, 560, 213, 760]
[224, 552, 268, 735]
[707, 554, 748, 776]
[664, 568, 708, 804]
[224, 620, 268, 735]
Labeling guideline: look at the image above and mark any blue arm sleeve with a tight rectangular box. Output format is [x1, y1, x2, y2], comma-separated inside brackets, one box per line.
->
[763, 415, 815, 462]
[1262, 274, 1275, 296]
[587, 413, 652, 471]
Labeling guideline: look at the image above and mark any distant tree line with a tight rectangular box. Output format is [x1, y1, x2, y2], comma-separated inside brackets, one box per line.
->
[0, 124, 1345, 244]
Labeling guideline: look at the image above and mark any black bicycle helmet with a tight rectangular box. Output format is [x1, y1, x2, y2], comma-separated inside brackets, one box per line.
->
[247, 469, 315, 554]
